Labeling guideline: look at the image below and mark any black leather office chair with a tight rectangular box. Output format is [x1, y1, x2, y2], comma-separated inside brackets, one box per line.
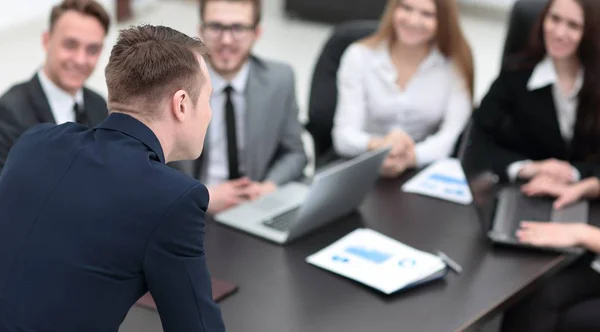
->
[502, 0, 549, 64]
[305, 20, 378, 167]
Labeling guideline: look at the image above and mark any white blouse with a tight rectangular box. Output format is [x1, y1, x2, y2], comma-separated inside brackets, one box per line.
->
[332, 42, 472, 167]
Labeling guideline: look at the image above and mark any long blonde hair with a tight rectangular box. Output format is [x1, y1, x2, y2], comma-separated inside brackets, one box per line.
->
[362, 0, 474, 99]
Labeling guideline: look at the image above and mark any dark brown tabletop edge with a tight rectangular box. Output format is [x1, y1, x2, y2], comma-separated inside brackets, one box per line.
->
[201, 173, 597, 332]
[456, 253, 579, 331]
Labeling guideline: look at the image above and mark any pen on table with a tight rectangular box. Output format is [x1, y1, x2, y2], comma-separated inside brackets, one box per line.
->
[437, 250, 463, 274]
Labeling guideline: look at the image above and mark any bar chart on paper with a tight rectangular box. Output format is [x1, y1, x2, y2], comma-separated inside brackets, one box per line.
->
[345, 246, 392, 264]
[306, 229, 447, 294]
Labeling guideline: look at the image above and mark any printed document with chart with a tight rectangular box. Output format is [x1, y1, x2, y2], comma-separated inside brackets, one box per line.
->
[402, 158, 473, 205]
[306, 228, 448, 294]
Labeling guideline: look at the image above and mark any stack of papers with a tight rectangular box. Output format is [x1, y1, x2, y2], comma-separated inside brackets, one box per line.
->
[401, 158, 473, 205]
[306, 229, 447, 294]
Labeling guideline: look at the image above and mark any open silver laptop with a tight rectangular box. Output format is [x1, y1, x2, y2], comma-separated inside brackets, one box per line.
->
[214, 147, 390, 244]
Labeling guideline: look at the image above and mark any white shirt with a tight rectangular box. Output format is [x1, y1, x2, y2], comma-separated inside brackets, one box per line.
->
[507, 56, 584, 182]
[205, 62, 250, 187]
[37, 69, 84, 125]
[331, 43, 472, 167]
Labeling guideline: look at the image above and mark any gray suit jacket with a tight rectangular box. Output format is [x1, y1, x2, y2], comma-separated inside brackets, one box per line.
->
[171, 56, 307, 185]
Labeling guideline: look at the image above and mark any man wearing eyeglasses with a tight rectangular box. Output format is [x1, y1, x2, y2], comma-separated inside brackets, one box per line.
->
[172, 0, 307, 213]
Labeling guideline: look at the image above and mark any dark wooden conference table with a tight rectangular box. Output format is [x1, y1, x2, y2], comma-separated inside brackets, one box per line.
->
[120, 173, 597, 332]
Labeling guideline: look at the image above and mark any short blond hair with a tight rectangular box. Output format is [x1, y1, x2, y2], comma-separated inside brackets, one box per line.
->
[105, 25, 210, 114]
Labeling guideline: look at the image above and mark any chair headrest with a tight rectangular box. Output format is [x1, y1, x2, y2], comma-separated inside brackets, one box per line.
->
[502, 0, 549, 65]
[306, 20, 379, 157]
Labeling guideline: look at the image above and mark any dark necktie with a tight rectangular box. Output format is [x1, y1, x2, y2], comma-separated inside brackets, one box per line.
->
[73, 102, 88, 127]
[224, 86, 241, 179]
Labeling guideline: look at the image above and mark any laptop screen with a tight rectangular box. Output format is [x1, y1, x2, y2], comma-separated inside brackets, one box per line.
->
[460, 138, 501, 236]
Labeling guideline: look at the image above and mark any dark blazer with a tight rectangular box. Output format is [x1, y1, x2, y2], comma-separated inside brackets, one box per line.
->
[171, 55, 307, 185]
[470, 66, 600, 182]
[0, 113, 225, 332]
[0, 73, 108, 172]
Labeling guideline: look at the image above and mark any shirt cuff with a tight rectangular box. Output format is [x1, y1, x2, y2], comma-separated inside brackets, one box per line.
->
[413, 145, 430, 168]
[591, 256, 600, 274]
[571, 167, 581, 182]
[356, 134, 372, 153]
[507, 160, 532, 182]
[334, 131, 371, 157]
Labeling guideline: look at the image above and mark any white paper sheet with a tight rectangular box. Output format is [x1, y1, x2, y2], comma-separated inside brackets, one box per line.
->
[306, 228, 447, 294]
[401, 158, 473, 205]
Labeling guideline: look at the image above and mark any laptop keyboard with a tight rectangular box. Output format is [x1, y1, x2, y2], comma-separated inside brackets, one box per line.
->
[515, 196, 552, 221]
[504, 196, 552, 234]
[252, 196, 287, 212]
[262, 208, 299, 232]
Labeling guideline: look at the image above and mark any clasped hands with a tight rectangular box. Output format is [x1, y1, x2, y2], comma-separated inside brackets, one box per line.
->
[207, 177, 277, 214]
[370, 129, 416, 178]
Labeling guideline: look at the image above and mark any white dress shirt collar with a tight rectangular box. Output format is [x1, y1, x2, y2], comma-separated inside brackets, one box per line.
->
[373, 42, 446, 86]
[527, 56, 584, 98]
[418, 46, 446, 71]
[37, 68, 84, 124]
[208, 61, 251, 94]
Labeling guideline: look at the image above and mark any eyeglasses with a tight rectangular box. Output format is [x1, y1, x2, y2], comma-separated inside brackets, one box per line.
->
[202, 22, 256, 41]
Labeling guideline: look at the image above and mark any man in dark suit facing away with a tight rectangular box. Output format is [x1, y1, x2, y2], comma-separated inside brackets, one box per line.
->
[0, 25, 225, 332]
[0, 0, 110, 173]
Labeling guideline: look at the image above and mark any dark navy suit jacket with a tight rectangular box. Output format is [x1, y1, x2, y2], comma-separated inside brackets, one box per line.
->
[0, 112, 225, 332]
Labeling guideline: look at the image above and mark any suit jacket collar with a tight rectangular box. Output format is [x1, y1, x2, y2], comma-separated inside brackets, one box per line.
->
[246, 55, 268, 85]
[27, 73, 102, 126]
[37, 68, 84, 108]
[527, 56, 584, 99]
[97, 112, 166, 164]
[243, 55, 269, 180]
[26, 74, 55, 123]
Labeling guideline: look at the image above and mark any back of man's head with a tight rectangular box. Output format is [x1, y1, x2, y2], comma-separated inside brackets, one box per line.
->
[105, 25, 209, 118]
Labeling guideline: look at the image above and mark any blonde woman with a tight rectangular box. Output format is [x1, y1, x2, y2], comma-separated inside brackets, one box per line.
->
[332, 0, 474, 177]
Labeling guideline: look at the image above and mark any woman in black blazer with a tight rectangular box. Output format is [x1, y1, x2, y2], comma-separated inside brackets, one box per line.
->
[483, 0, 600, 331]
[472, 0, 600, 189]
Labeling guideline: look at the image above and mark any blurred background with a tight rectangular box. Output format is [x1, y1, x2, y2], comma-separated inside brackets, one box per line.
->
[0, 0, 515, 122]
